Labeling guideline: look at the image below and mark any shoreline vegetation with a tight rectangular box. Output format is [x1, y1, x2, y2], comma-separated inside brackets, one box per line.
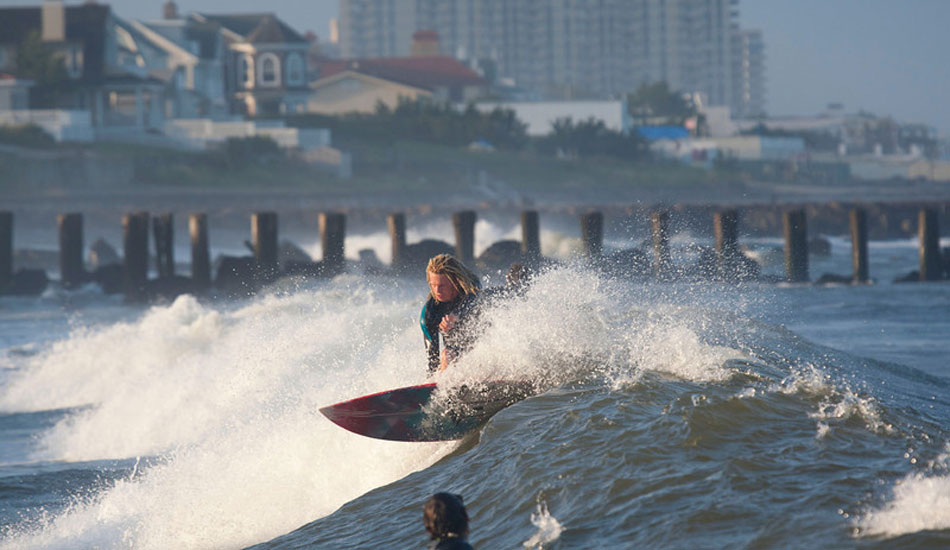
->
[2, 102, 950, 211]
[0, 129, 729, 194]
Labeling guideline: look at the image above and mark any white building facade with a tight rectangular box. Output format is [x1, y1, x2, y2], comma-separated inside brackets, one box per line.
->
[339, 0, 760, 111]
[731, 29, 765, 118]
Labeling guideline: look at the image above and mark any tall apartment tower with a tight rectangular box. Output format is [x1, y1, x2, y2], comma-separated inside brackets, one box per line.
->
[731, 29, 766, 118]
[339, 0, 756, 110]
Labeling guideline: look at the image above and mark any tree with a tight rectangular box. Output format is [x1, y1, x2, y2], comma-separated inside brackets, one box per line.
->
[536, 117, 648, 160]
[14, 31, 72, 108]
[627, 82, 696, 125]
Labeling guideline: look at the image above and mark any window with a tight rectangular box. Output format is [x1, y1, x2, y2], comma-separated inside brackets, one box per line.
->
[64, 46, 84, 78]
[286, 52, 304, 86]
[258, 53, 280, 87]
[239, 54, 254, 88]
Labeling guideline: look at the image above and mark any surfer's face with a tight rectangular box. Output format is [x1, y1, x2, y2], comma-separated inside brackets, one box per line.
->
[428, 272, 459, 302]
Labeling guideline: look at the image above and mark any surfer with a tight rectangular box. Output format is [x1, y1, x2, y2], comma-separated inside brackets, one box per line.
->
[424, 492, 475, 550]
[422, 254, 482, 373]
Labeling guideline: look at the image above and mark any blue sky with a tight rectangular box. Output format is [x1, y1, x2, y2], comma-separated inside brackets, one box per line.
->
[4, 0, 947, 134]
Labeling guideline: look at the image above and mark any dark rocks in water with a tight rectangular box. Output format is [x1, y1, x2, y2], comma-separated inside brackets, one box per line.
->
[809, 236, 832, 257]
[599, 248, 650, 279]
[279, 240, 312, 269]
[92, 263, 122, 294]
[145, 275, 196, 302]
[477, 240, 523, 273]
[357, 248, 386, 276]
[214, 255, 261, 297]
[894, 270, 919, 283]
[282, 260, 342, 279]
[687, 246, 718, 279]
[814, 272, 853, 285]
[88, 238, 120, 270]
[397, 239, 455, 275]
[3, 268, 48, 295]
[12, 248, 58, 271]
[719, 252, 762, 282]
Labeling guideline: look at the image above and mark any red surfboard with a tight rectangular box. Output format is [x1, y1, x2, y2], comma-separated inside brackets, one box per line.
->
[319, 380, 535, 442]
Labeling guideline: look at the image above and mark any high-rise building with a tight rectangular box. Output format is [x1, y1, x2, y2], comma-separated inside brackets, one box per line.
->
[338, 0, 761, 111]
[731, 28, 766, 118]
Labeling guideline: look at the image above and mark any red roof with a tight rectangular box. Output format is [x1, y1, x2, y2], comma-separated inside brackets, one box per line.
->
[317, 56, 486, 92]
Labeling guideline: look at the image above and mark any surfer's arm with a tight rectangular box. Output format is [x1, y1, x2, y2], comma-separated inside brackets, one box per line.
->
[422, 301, 441, 373]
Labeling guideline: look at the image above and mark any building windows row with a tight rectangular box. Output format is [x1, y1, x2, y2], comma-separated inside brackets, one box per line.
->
[238, 52, 306, 89]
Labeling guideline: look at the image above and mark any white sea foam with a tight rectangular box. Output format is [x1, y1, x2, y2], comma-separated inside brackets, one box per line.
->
[522, 501, 563, 549]
[0, 264, 757, 549]
[770, 365, 893, 438]
[857, 472, 950, 537]
[0, 283, 456, 549]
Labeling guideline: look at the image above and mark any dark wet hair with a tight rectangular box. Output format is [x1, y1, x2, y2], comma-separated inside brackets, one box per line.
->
[423, 492, 469, 540]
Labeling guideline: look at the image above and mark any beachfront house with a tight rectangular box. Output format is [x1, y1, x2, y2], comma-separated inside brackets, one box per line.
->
[0, 0, 221, 141]
[0, 74, 33, 111]
[191, 11, 311, 117]
[306, 30, 487, 115]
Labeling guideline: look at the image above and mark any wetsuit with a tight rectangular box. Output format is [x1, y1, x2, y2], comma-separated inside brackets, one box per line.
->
[420, 292, 479, 374]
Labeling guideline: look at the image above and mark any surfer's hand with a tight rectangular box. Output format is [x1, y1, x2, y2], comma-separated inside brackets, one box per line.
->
[439, 314, 458, 333]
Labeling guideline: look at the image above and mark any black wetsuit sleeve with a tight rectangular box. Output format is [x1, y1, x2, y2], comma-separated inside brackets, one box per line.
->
[442, 294, 481, 358]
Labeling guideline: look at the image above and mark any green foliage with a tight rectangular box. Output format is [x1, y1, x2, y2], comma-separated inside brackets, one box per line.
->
[0, 124, 56, 148]
[535, 117, 649, 160]
[627, 82, 696, 125]
[286, 97, 529, 151]
[211, 136, 283, 170]
[14, 31, 71, 108]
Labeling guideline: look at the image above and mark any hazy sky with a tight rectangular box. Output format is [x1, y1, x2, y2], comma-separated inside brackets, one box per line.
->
[3, 0, 947, 134]
[741, 0, 950, 134]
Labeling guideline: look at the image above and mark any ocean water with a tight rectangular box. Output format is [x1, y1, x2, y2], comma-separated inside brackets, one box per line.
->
[0, 223, 948, 549]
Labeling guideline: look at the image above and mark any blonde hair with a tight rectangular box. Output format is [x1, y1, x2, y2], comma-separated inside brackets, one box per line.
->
[426, 254, 480, 298]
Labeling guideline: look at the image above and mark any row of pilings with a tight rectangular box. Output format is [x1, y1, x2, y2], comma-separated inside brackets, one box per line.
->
[0, 205, 946, 302]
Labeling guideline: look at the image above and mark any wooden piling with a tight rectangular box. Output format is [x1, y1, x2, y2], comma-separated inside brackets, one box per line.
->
[189, 213, 210, 290]
[453, 210, 476, 264]
[320, 212, 346, 275]
[580, 212, 603, 259]
[651, 210, 672, 277]
[153, 212, 174, 279]
[251, 212, 278, 280]
[918, 208, 942, 281]
[714, 210, 739, 279]
[58, 213, 84, 289]
[521, 210, 541, 262]
[849, 208, 869, 283]
[123, 211, 150, 298]
[0, 212, 11, 290]
[387, 212, 406, 270]
[782, 209, 809, 283]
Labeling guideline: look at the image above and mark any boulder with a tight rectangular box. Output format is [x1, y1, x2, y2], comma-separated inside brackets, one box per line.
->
[477, 240, 524, 273]
[3, 268, 48, 295]
[278, 240, 312, 269]
[92, 263, 123, 294]
[214, 255, 260, 297]
[88, 238, 120, 270]
[398, 239, 455, 275]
